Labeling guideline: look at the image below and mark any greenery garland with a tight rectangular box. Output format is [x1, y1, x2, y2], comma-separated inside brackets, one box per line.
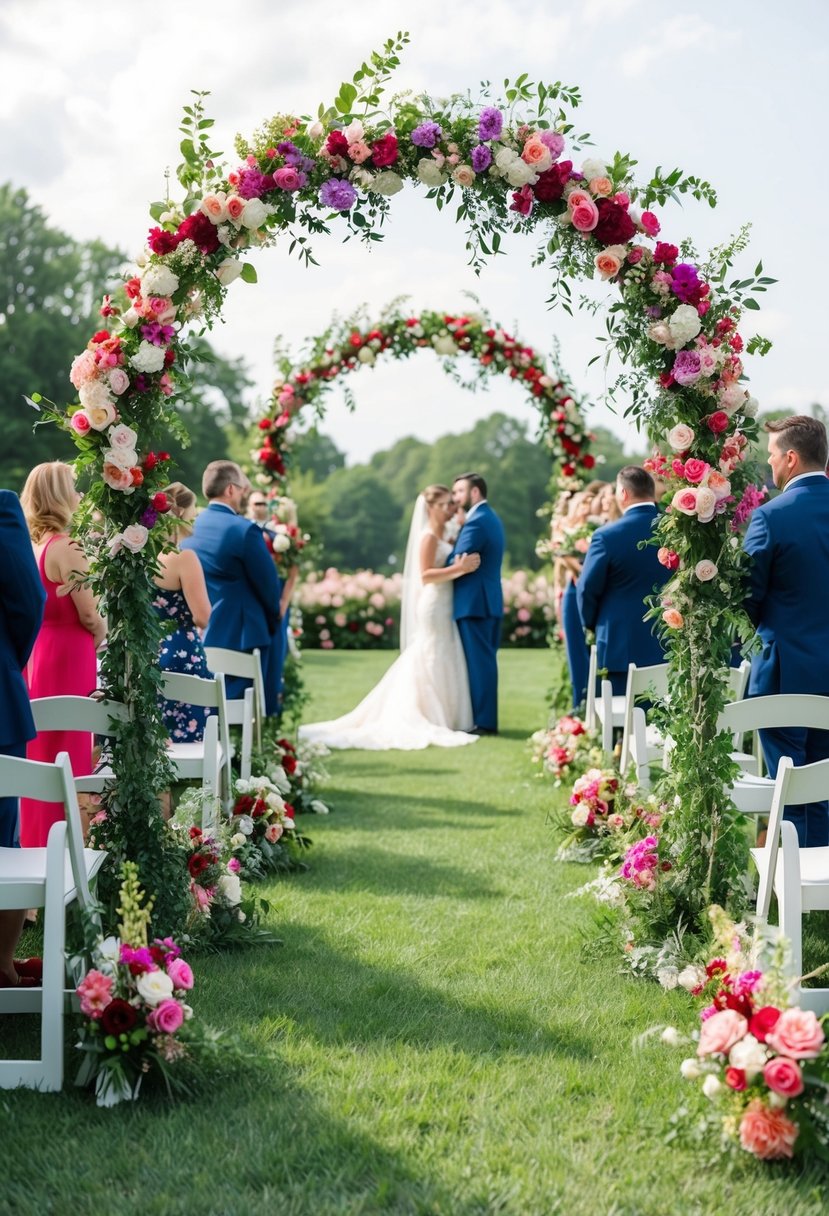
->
[35, 33, 771, 942]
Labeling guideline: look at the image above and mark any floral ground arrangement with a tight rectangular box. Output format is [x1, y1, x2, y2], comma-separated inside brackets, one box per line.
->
[297, 568, 555, 649]
[5, 653, 828, 1214]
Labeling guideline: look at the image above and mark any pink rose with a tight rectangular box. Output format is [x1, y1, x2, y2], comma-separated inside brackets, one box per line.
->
[77, 968, 114, 1018]
[570, 200, 599, 232]
[69, 410, 92, 436]
[667, 423, 694, 452]
[274, 166, 303, 191]
[265, 822, 284, 844]
[671, 487, 698, 516]
[69, 349, 98, 389]
[567, 189, 592, 211]
[640, 210, 660, 236]
[109, 368, 130, 395]
[348, 140, 372, 164]
[226, 195, 245, 222]
[694, 560, 718, 582]
[763, 1056, 804, 1098]
[766, 1008, 825, 1060]
[108, 423, 138, 451]
[657, 547, 680, 570]
[683, 458, 710, 484]
[697, 1008, 748, 1057]
[166, 957, 194, 991]
[121, 524, 149, 553]
[738, 1099, 798, 1160]
[146, 998, 184, 1034]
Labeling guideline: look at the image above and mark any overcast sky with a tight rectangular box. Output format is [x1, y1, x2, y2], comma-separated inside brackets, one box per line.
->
[1, 0, 826, 464]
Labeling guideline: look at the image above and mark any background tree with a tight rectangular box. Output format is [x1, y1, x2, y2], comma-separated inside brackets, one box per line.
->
[319, 465, 400, 570]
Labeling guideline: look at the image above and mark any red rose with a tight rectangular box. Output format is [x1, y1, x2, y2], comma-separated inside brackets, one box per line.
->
[258, 418, 272, 430]
[725, 991, 753, 1018]
[653, 242, 679, 266]
[284, 804, 295, 819]
[725, 1066, 747, 1091]
[581, 454, 596, 469]
[189, 826, 202, 839]
[706, 411, 730, 434]
[130, 468, 144, 487]
[234, 795, 255, 815]
[188, 853, 209, 878]
[371, 133, 398, 167]
[125, 277, 142, 300]
[151, 492, 170, 513]
[749, 1005, 782, 1043]
[561, 462, 575, 477]
[252, 797, 268, 818]
[326, 130, 349, 157]
[143, 452, 159, 472]
[158, 451, 171, 462]
[177, 210, 220, 254]
[148, 226, 182, 256]
[533, 160, 572, 203]
[164, 348, 175, 367]
[100, 998, 138, 1036]
[592, 198, 636, 246]
[277, 738, 295, 752]
[283, 755, 297, 775]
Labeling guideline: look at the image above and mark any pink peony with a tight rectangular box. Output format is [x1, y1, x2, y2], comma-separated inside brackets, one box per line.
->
[77, 968, 114, 1019]
[146, 998, 184, 1034]
[166, 957, 194, 990]
[739, 1099, 798, 1160]
[69, 349, 98, 389]
[763, 1056, 804, 1098]
[697, 1008, 748, 1057]
[766, 1008, 825, 1060]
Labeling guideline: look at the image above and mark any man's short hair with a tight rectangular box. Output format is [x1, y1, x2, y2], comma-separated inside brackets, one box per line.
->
[202, 460, 246, 500]
[764, 415, 828, 470]
[454, 472, 487, 498]
[617, 465, 655, 500]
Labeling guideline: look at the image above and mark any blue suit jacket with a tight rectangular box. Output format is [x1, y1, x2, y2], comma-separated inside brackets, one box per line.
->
[0, 490, 46, 747]
[576, 504, 667, 673]
[449, 503, 505, 620]
[182, 503, 281, 652]
[744, 473, 829, 695]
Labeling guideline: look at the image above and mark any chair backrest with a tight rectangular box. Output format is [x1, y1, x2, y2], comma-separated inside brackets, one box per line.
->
[619, 663, 669, 772]
[30, 696, 129, 735]
[584, 644, 598, 730]
[727, 660, 751, 701]
[204, 646, 266, 719]
[160, 671, 232, 789]
[720, 694, 829, 737]
[757, 755, 829, 918]
[0, 751, 96, 908]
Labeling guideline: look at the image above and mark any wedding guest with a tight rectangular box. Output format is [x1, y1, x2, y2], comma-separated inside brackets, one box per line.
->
[744, 415, 829, 847]
[181, 461, 281, 706]
[552, 489, 593, 711]
[152, 483, 213, 742]
[19, 462, 105, 848]
[0, 490, 45, 987]
[577, 465, 668, 696]
[247, 492, 275, 540]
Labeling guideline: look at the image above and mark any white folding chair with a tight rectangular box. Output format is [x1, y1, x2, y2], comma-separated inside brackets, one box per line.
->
[204, 646, 266, 753]
[29, 695, 129, 795]
[161, 672, 232, 829]
[618, 662, 669, 778]
[719, 694, 829, 817]
[752, 754, 829, 1014]
[0, 752, 107, 1091]
[584, 646, 624, 757]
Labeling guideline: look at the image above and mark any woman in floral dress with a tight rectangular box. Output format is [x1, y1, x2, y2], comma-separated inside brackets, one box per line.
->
[152, 483, 212, 742]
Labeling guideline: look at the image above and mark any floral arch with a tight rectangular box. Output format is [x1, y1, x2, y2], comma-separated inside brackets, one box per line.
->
[251, 302, 593, 490]
[38, 34, 774, 937]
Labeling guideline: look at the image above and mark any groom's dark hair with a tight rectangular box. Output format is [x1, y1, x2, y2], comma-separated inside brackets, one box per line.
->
[455, 472, 487, 498]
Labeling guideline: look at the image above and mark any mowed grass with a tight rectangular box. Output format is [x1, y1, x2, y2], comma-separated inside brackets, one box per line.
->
[2, 650, 827, 1216]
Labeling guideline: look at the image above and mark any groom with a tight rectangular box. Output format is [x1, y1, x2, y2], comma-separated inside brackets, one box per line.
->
[449, 473, 505, 735]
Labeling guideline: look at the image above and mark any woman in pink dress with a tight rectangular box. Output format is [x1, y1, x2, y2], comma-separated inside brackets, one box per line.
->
[19, 462, 105, 847]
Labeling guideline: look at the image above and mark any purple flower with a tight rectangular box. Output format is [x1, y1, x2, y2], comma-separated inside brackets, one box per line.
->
[140, 507, 158, 529]
[133, 374, 151, 394]
[538, 130, 565, 160]
[141, 321, 176, 346]
[478, 107, 503, 142]
[730, 484, 768, 531]
[471, 144, 492, 173]
[411, 121, 442, 148]
[646, 306, 663, 319]
[278, 141, 300, 161]
[319, 178, 357, 212]
[670, 263, 701, 302]
[671, 349, 702, 386]
[237, 167, 267, 199]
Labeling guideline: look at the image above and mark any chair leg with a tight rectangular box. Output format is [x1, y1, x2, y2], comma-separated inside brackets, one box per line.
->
[40, 825, 68, 1091]
[777, 820, 804, 984]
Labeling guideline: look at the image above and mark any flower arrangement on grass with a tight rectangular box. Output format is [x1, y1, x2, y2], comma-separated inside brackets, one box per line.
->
[271, 736, 332, 816]
[75, 863, 206, 1107]
[530, 714, 597, 784]
[229, 774, 311, 880]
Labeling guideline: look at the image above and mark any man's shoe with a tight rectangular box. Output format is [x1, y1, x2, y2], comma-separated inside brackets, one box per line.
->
[471, 727, 498, 736]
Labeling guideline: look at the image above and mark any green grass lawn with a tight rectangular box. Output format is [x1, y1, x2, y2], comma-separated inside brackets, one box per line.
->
[2, 650, 827, 1216]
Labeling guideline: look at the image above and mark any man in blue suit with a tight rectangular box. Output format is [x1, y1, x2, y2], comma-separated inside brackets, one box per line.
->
[577, 465, 668, 696]
[744, 415, 829, 848]
[182, 461, 281, 708]
[0, 490, 46, 847]
[450, 473, 505, 735]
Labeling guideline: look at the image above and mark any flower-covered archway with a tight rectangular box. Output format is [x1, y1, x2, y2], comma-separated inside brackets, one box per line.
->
[38, 34, 773, 937]
[251, 302, 592, 489]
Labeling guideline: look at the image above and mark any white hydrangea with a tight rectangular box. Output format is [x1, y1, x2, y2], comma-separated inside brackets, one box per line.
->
[505, 159, 538, 187]
[433, 333, 458, 356]
[78, 379, 116, 411]
[581, 157, 608, 181]
[667, 304, 702, 349]
[367, 170, 404, 196]
[140, 263, 179, 297]
[130, 341, 166, 374]
[416, 158, 448, 187]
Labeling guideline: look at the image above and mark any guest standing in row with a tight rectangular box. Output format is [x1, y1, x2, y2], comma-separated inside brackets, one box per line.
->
[19, 462, 105, 848]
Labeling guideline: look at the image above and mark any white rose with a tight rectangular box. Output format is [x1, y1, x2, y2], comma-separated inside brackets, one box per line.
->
[135, 968, 175, 1008]
[121, 524, 149, 553]
[680, 1058, 701, 1080]
[121, 307, 141, 329]
[93, 935, 121, 976]
[307, 121, 324, 141]
[367, 170, 404, 196]
[694, 486, 717, 520]
[667, 424, 695, 452]
[494, 145, 518, 172]
[728, 1033, 767, 1079]
[272, 532, 291, 552]
[270, 766, 291, 794]
[744, 395, 759, 418]
[239, 197, 269, 230]
[78, 379, 116, 412]
[230, 833, 246, 847]
[215, 258, 243, 287]
[416, 158, 448, 187]
[506, 159, 538, 187]
[310, 799, 330, 815]
[582, 157, 608, 181]
[433, 333, 458, 356]
[661, 1026, 680, 1045]
[667, 304, 702, 349]
[102, 446, 137, 470]
[350, 167, 374, 189]
[236, 814, 254, 836]
[678, 965, 704, 992]
[694, 559, 718, 582]
[108, 423, 138, 451]
[265, 792, 285, 811]
[218, 873, 242, 906]
[86, 402, 118, 431]
[357, 346, 376, 365]
[140, 264, 179, 297]
[719, 384, 747, 416]
[571, 806, 589, 827]
[130, 341, 166, 374]
[701, 1074, 722, 1100]
[181, 1003, 194, 1021]
[343, 119, 364, 143]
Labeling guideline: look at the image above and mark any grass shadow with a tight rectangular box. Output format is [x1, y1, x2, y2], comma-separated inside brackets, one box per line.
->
[302, 843, 504, 900]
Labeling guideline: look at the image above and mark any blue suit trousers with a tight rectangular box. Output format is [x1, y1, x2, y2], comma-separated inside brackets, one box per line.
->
[457, 617, 500, 731]
[562, 580, 588, 711]
[0, 740, 25, 847]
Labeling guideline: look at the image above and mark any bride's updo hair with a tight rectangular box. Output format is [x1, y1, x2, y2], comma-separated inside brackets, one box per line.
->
[423, 484, 451, 506]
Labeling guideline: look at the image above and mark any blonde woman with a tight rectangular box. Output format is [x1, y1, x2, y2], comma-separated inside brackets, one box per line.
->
[152, 483, 212, 742]
[19, 461, 105, 847]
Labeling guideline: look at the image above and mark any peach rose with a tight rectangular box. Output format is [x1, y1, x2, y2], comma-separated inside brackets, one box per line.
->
[226, 195, 245, 223]
[667, 424, 694, 451]
[594, 246, 625, 280]
[102, 462, 133, 493]
[121, 524, 149, 553]
[571, 200, 599, 232]
[766, 1008, 825, 1060]
[662, 608, 684, 629]
[265, 823, 283, 844]
[706, 471, 731, 501]
[567, 189, 593, 212]
[200, 192, 228, 224]
[738, 1099, 798, 1160]
[86, 402, 118, 431]
[521, 137, 553, 172]
[588, 176, 613, 196]
[694, 560, 718, 582]
[694, 486, 717, 521]
[671, 487, 698, 516]
[763, 1056, 804, 1098]
[697, 1008, 748, 1057]
[452, 164, 476, 188]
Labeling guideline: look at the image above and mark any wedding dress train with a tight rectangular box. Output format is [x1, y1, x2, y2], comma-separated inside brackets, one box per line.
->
[299, 536, 477, 750]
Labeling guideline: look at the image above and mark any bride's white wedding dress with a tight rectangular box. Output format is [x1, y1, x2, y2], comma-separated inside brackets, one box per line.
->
[299, 534, 477, 750]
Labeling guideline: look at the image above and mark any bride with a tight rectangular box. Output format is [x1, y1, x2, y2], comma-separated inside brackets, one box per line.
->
[299, 485, 481, 749]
